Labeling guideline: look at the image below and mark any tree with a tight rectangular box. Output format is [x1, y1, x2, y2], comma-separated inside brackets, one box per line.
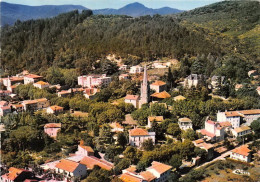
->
[169, 154, 182, 169]
[117, 132, 127, 148]
[142, 138, 154, 151]
[250, 118, 260, 138]
[114, 158, 131, 175]
[166, 123, 181, 137]
[123, 146, 141, 164]
[181, 129, 196, 140]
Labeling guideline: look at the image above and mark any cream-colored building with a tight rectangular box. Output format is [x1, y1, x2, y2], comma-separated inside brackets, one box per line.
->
[178, 117, 193, 130]
[230, 145, 251, 163]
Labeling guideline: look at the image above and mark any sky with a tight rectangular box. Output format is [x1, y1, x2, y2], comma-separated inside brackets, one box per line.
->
[2, 0, 223, 10]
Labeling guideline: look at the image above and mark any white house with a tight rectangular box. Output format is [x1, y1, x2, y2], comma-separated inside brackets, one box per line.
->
[129, 66, 143, 74]
[150, 80, 167, 93]
[178, 117, 193, 130]
[211, 75, 225, 89]
[231, 125, 251, 138]
[119, 65, 128, 71]
[55, 159, 87, 179]
[46, 105, 64, 114]
[230, 145, 251, 163]
[120, 161, 172, 182]
[33, 81, 50, 89]
[75, 140, 94, 156]
[129, 128, 155, 147]
[239, 109, 260, 126]
[125, 94, 139, 108]
[24, 74, 43, 84]
[44, 123, 61, 139]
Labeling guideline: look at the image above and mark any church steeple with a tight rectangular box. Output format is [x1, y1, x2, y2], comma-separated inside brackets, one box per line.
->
[139, 65, 149, 107]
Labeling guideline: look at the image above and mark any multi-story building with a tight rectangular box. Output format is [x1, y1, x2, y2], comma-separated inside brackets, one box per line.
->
[178, 117, 193, 130]
[231, 125, 251, 138]
[129, 128, 155, 147]
[184, 74, 204, 88]
[78, 74, 111, 88]
[129, 65, 143, 74]
[200, 120, 225, 142]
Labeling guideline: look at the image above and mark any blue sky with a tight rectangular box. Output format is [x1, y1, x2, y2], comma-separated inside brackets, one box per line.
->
[3, 0, 223, 10]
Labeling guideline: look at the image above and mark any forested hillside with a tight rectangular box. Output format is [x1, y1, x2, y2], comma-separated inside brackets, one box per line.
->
[1, 1, 259, 76]
[178, 1, 260, 67]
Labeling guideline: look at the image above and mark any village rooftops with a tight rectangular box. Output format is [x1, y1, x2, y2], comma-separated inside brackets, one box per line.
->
[150, 80, 166, 86]
[179, 117, 192, 122]
[24, 74, 43, 79]
[219, 121, 232, 127]
[147, 161, 172, 175]
[44, 123, 61, 128]
[124, 165, 137, 174]
[120, 173, 143, 182]
[125, 94, 139, 100]
[140, 171, 156, 181]
[55, 159, 79, 172]
[239, 109, 260, 115]
[148, 116, 164, 122]
[1, 167, 29, 181]
[232, 145, 251, 156]
[80, 156, 113, 170]
[48, 105, 63, 111]
[200, 129, 216, 138]
[151, 91, 171, 99]
[129, 128, 149, 136]
[193, 139, 205, 145]
[34, 81, 49, 85]
[225, 111, 243, 117]
[234, 125, 251, 133]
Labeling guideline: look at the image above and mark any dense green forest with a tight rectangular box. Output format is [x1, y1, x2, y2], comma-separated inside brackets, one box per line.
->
[1, 1, 259, 75]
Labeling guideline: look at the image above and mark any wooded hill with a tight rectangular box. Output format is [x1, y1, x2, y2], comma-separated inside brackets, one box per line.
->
[1, 1, 259, 75]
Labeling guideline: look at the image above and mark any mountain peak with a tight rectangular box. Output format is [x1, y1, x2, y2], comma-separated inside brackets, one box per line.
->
[124, 2, 146, 8]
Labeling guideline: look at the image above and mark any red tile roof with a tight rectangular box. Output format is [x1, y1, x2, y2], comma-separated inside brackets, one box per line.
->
[193, 139, 204, 145]
[5, 167, 27, 181]
[179, 117, 192, 122]
[125, 94, 139, 100]
[151, 80, 166, 86]
[44, 123, 61, 128]
[120, 173, 143, 182]
[79, 141, 94, 153]
[239, 109, 260, 115]
[80, 156, 113, 170]
[25, 74, 43, 79]
[148, 116, 164, 122]
[225, 111, 242, 117]
[124, 165, 137, 174]
[55, 159, 80, 172]
[206, 120, 216, 125]
[110, 122, 124, 129]
[129, 128, 149, 136]
[151, 91, 171, 99]
[200, 129, 215, 138]
[49, 105, 63, 111]
[148, 161, 172, 174]
[219, 121, 232, 127]
[34, 81, 49, 85]
[234, 125, 251, 133]
[232, 145, 251, 156]
[140, 171, 156, 181]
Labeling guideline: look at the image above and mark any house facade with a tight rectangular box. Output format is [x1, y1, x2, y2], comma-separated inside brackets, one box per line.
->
[200, 120, 225, 142]
[33, 81, 50, 89]
[147, 116, 164, 128]
[55, 159, 87, 179]
[125, 95, 139, 108]
[230, 145, 251, 163]
[129, 66, 143, 74]
[184, 74, 204, 88]
[46, 105, 64, 114]
[231, 125, 251, 138]
[44, 123, 61, 139]
[150, 81, 167, 93]
[75, 141, 94, 156]
[24, 74, 43, 84]
[129, 128, 155, 147]
[217, 111, 241, 128]
[178, 117, 193, 130]
[78, 74, 111, 88]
